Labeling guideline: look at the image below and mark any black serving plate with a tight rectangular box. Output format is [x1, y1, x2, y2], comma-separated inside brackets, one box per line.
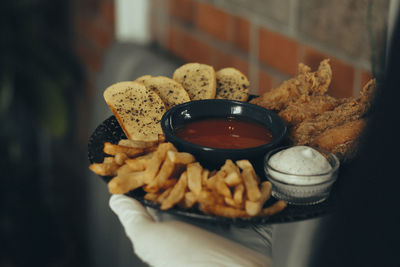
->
[88, 115, 338, 226]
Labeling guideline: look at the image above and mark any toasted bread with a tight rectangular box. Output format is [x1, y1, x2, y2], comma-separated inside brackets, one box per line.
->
[172, 63, 216, 100]
[103, 81, 166, 141]
[215, 68, 250, 101]
[135, 75, 152, 83]
[142, 76, 190, 110]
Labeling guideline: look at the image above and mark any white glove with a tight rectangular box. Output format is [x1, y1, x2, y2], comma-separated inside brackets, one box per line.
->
[109, 194, 272, 267]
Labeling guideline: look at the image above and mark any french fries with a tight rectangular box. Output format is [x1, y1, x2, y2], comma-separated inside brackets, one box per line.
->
[103, 142, 146, 157]
[89, 140, 287, 218]
[145, 155, 177, 193]
[89, 159, 120, 176]
[125, 152, 154, 171]
[161, 171, 188, 210]
[187, 162, 203, 196]
[245, 181, 272, 216]
[108, 171, 145, 194]
[237, 160, 262, 202]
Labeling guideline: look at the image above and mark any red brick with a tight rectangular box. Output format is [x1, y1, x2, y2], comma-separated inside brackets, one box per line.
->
[361, 70, 373, 87]
[73, 0, 100, 14]
[300, 46, 329, 70]
[272, 76, 290, 88]
[211, 48, 249, 77]
[232, 16, 250, 52]
[169, 0, 195, 24]
[195, 2, 232, 42]
[167, 24, 180, 54]
[258, 28, 298, 76]
[76, 94, 91, 142]
[150, 0, 164, 8]
[303, 47, 355, 98]
[74, 14, 114, 53]
[75, 39, 103, 73]
[84, 74, 96, 97]
[149, 0, 163, 42]
[258, 69, 273, 96]
[99, 0, 115, 31]
[168, 24, 212, 64]
[149, 13, 156, 41]
[329, 60, 355, 98]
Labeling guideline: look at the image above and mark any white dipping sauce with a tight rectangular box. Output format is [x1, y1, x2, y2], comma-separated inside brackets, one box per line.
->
[267, 146, 333, 185]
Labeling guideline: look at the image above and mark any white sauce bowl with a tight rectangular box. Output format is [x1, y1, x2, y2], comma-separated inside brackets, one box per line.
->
[264, 146, 340, 205]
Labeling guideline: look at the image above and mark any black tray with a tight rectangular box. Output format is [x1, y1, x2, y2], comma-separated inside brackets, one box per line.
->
[88, 115, 338, 226]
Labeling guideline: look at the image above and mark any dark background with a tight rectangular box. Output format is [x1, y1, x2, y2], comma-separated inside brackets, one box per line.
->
[1, 1, 89, 266]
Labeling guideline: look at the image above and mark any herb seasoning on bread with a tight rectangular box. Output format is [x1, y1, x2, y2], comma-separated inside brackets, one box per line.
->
[103, 81, 166, 141]
[215, 67, 250, 101]
[141, 76, 190, 110]
[172, 63, 217, 100]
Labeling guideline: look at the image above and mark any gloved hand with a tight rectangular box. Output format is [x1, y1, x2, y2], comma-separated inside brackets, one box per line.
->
[109, 194, 272, 267]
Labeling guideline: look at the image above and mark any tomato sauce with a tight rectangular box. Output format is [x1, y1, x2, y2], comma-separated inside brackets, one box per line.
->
[174, 117, 273, 149]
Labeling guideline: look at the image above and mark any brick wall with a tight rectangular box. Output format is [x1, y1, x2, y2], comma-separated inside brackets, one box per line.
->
[151, 0, 389, 98]
[69, 0, 389, 100]
[70, 0, 115, 141]
[72, 0, 116, 96]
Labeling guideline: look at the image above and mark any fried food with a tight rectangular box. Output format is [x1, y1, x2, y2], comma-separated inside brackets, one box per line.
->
[89, 141, 286, 218]
[233, 184, 245, 205]
[291, 79, 375, 146]
[144, 155, 176, 193]
[168, 150, 196, 164]
[125, 153, 154, 171]
[278, 94, 341, 126]
[245, 181, 272, 216]
[311, 119, 366, 161]
[108, 171, 145, 194]
[200, 204, 248, 218]
[250, 59, 332, 110]
[259, 200, 287, 216]
[187, 162, 203, 196]
[220, 159, 242, 186]
[118, 138, 159, 148]
[237, 160, 262, 202]
[182, 191, 198, 209]
[251, 57, 375, 161]
[143, 142, 176, 184]
[104, 142, 148, 157]
[89, 159, 120, 176]
[160, 171, 188, 210]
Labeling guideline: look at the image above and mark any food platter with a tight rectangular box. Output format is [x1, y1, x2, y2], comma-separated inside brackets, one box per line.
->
[88, 58, 373, 225]
[88, 115, 338, 225]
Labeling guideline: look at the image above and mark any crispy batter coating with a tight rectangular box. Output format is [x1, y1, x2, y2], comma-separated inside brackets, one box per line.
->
[250, 59, 332, 110]
[311, 119, 366, 161]
[252, 57, 376, 161]
[278, 94, 341, 126]
[290, 97, 362, 144]
[290, 79, 376, 146]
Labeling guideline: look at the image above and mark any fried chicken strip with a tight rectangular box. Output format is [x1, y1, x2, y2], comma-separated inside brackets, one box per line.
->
[278, 94, 341, 125]
[290, 79, 376, 145]
[250, 59, 332, 110]
[311, 119, 366, 161]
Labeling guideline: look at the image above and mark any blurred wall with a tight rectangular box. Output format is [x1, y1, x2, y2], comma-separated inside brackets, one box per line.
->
[151, 0, 388, 98]
[71, 0, 115, 134]
[71, 0, 389, 103]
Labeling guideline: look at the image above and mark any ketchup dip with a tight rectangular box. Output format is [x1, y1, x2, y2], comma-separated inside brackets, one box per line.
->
[174, 117, 273, 149]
